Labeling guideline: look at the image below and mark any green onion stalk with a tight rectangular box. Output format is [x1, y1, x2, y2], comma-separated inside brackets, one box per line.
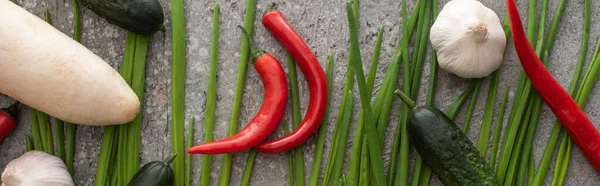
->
[329, 91, 354, 186]
[396, 0, 431, 185]
[462, 79, 482, 133]
[28, 109, 41, 151]
[94, 31, 149, 185]
[345, 3, 386, 186]
[201, 3, 219, 186]
[285, 121, 295, 186]
[513, 0, 553, 184]
[308, 55, 334, 186]
[185, 117, 195, 186]
[64, 0, 82, 175]
[288, 55, 306, 186]
[345, 24, 383, 186]
[322, 56, 354, 186]
[387, 0, 422, 184]
[411, 0, 439, 180]
[496, 0, 538, 181]
[217, 0, 257, 185]
[169, 0, 187, 182]
[25, 134, 34, 152]
[550, 1, 595, 184]
[525, 0, 578, 185]
[490, 86, 511, 171]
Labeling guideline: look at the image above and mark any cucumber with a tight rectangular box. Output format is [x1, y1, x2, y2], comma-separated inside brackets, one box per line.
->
[127, 153, 176, 186]
[407, 106, 500, 186]
[79, 0, 164, 35]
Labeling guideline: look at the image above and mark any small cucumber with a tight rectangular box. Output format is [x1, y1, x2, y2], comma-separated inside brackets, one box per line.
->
[79, 0, 164, 35]
[408, 106, 500, 186]
[127, 153, 177, 186]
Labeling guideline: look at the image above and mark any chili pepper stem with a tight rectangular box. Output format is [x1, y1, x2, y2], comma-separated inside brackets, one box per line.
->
[1, 102, 19, 119]
[394, 89, 416, 110]
[265, 2, 277, 13]
[237, 25, 265, 61]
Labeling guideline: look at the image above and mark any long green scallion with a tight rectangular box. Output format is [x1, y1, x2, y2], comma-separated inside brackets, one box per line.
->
[64, 0, 81, 175]
[128, 33, 150, 181]
[169, 0, 187, 182]
[330, 91, 354, 186]
[388, 0, 421, 184]
[323, 12, 358, 183]
[25, 134, 33, 152]
[532, 5, 570, 184]
[414, 1, 439, 184]
[95, 31, 149, 185]
[55, 119, 65, 161]
[445, 81, 477, 119]
[125, 33, 150, 184]
[186, 117, 195, 186]
[490, 86, 511, 171]
[217, 1, 257, 185]
[475, 8, 514, 164]
[513, 0, 552, 184]
[240, 150, 258, 186]
[288, 55, 306, 186]
[391, 0, 411, 184]
[398, 1, 431, 186]
[201, 3, 219, 186]
[462, 79, 482, 133]
[285, 121, 295, 186]
[496, 0, 538, 180]
[119, 32, 137, 186]
[551, 3, 596, 184]
[31, 9, 55, 157]
[28, 109, 41, 151]
[551, 37, 600, 184]
[488, 11, 512, 176]
[323, 53, 354, 186]
[346, 3, 386, 185]
[426, 0, 439, 107]
[476, 73, 500, 154]
[322, 74, 353, 186]
[308, 55, 334, 186]
[544, 0, 587, 185]
[346, 25, 383, 186]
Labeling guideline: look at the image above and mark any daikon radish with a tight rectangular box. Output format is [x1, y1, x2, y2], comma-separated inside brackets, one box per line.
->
[0, 1, 140, 126]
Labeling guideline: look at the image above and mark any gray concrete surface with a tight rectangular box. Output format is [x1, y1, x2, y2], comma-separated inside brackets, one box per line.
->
[1, 0, 600, 185]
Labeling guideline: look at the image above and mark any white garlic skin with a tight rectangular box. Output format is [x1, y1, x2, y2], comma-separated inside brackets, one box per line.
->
[430, 0, 506, 78]
[1, 151, 74, 186]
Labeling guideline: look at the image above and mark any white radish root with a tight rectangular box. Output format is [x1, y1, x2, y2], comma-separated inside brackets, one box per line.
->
[0, 1, 140, 125]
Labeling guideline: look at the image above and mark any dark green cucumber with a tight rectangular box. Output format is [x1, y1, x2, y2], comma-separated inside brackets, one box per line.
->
[407, 106, 500, 186]
[127, 153, 176, 186]
[79, 0, 164, 35]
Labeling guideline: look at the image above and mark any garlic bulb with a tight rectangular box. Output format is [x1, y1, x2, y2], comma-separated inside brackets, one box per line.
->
[1, 151, 74, 186]
[430, 0, 506, 78]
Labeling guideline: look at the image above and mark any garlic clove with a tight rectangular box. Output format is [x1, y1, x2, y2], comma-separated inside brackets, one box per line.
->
[430, 0, 506, 78]
[2, 151, 74, 186]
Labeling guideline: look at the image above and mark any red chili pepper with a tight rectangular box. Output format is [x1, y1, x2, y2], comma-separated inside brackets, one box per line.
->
[254, 10, 328, 154]
[0, 102, 18, 142]
[187, 26, 288, 154]
[507, 0, 600, 172]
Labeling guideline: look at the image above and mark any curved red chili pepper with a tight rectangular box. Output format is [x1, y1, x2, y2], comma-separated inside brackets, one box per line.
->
[254, 10, 328, 154]
[187, 27, 288, 154]
[507, 0, 600, 172]
[0, 103, 18, 142]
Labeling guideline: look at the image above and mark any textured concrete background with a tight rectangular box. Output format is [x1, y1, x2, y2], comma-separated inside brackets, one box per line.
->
[1, 0, 600, 185]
